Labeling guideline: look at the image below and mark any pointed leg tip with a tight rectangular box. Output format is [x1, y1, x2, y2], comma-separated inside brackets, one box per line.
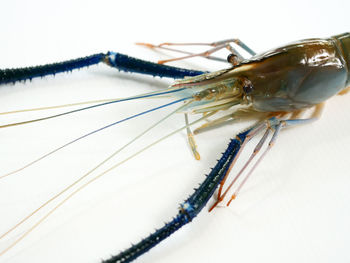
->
[208, 201, 218, 212]
[193, 124, 208, 135]
[159, 43, 170, 47]
[208, 198, 224, 212]
[226, 195, 236, 206]
[135, 42, 155, 48]
[208, 204, 216, 213]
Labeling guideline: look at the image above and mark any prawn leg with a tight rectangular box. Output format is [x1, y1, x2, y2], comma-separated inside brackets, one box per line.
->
[103, 127, 253, 263]
[227, 123, 281, 205]
[212, 38, 256, 56]
[194, 108, 270, 135]
[212, 104, 324, 209]
[227, 117, 319, 204]
[185, 113, 201, 160]
[194, 112, 237, 134]
[137, 38, 256, 65]
[338, 86, 350, 95]
[0, 52, 204, 85]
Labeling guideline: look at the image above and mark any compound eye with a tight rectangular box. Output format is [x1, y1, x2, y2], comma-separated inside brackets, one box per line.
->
[243, 83, 253, 94]
[227, 54, 239, 65]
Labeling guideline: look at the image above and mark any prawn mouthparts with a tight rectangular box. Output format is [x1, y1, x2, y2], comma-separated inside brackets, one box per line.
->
[1, 32, 349, 262]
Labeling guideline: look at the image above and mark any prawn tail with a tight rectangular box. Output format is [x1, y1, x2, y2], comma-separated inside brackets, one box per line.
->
[0, 52, 204, 85]
[103, 128, 251, 263]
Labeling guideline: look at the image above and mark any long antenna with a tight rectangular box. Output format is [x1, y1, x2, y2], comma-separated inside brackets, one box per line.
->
[0, 110, 213, 257]
[1, 98, 190, 180]
[0, 87, 186, 128]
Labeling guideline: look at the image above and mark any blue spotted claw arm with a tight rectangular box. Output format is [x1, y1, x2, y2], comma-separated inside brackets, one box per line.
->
[0, 52, 204, 85]
[105, 52, 204, 78]
[102, 129, 251, 263]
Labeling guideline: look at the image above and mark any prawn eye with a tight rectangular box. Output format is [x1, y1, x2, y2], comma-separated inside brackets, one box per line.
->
[243, 83, 253, 94]
[227, 54, 239, 65]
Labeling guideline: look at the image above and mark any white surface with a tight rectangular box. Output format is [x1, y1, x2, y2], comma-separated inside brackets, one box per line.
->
[0, 1, 350, 263]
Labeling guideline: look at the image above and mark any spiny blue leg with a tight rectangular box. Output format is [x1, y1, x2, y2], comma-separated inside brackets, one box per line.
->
[104, 114, 321, 263]
[102, 129, 251, 263]
[105, 52, 205, 79]
[0, 52, 205, 85]
[0, 53, 105, 85]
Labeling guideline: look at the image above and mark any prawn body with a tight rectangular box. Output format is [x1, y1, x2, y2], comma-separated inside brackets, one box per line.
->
[92, 33, 350, 262]
[247, 32, 350, 111]
[176, 33, 350, 115]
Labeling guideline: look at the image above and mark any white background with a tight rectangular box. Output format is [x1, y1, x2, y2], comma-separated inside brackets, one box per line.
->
[0, 1, 350, 263]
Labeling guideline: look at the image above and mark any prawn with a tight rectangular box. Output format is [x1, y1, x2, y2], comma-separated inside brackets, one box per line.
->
[0, 33, 350, 263]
